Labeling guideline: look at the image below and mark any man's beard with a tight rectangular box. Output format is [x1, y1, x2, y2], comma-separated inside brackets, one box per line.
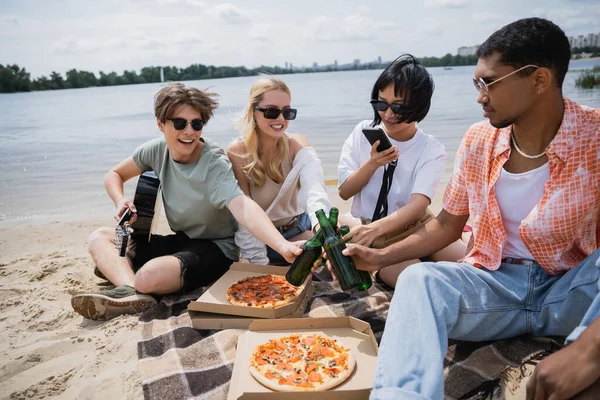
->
[490, 118, 515, 129]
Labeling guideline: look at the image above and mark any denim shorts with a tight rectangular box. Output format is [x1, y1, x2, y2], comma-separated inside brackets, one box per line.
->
[266, 212, 312, 265]
[127, 231, 234, 293]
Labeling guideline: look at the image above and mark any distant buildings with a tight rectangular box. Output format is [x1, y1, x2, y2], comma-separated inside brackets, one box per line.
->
[458, 32, 600, 58]
[569, 33, 600, 49]
[457, 45, 479, 56]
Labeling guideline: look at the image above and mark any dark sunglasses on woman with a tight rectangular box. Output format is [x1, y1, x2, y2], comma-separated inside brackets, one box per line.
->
[167, 118, 204, 131]
[254, 106, 297, 120]
[370, 100, 407, 115]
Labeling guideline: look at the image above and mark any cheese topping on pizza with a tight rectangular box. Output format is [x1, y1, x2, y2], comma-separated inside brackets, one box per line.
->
[226, 274, 302, 309]
[248, 334, 355, 391]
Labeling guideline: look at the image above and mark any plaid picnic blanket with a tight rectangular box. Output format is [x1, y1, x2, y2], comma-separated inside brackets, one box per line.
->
[137, 267, 563, 400]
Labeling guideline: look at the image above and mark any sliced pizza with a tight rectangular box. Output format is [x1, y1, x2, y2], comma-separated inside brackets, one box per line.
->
[249, 334, 355, 392]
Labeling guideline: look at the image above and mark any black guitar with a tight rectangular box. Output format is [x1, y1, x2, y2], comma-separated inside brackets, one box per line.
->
[115, 171, 161, 256]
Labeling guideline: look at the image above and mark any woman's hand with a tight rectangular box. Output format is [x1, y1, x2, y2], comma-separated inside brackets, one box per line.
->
[344, 224, 381, 247]
[369, 141, 399, 167]
[115, 198, 137, 224]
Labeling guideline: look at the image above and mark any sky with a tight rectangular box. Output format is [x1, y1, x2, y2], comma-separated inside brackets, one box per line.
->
[1, 0, 599, 78]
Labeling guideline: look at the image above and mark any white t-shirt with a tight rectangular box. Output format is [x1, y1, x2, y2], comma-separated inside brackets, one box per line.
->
[338, 120, 447, 221]
[495, 162, 550, 260]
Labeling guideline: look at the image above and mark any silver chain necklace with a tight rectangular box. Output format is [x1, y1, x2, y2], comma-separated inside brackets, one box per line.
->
[510, 132, 547, 159]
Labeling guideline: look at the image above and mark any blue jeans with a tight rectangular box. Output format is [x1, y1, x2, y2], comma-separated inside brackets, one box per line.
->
[266, 212, 312, 265]
[370, 249, 600, 400]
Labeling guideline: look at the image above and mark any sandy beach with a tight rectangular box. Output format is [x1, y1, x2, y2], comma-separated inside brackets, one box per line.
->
[0, 214, 145, 399]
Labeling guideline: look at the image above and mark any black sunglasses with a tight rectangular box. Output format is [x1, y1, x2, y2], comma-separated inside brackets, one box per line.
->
[370, 100, 407, 115]
[167, 117, 204, 131]
[254, 106, 297, 120]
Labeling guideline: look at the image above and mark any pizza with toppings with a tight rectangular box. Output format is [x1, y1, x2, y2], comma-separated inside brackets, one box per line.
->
[248, 334, 355, 391]
[226, 274, 302, 308]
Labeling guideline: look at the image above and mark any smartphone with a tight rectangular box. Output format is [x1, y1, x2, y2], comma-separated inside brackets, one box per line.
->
[118, 208, 133, 226]
[362, 128, 393, 152]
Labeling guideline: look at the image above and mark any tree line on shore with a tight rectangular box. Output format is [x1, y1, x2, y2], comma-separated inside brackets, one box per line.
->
[0, 53, 480, 94]
[1, 47, 598, 93]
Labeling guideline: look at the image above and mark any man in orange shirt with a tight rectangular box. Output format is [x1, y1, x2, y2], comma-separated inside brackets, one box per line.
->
[342, 18, 600, 400]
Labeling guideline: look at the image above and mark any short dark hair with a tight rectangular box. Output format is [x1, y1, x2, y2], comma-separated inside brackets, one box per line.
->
[370, 54, 434, 126]
[476, 17, 571, 87]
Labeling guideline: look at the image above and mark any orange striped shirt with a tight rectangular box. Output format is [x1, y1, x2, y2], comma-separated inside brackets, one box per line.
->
[443, 98, 600, 275]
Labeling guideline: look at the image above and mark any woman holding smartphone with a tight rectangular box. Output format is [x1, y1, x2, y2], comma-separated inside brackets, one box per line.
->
[227, 76, 332, 265]
[338, 54, 468, 287]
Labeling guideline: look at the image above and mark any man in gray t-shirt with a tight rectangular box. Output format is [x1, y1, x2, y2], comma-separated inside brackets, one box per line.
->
[71, 83, 302, 321]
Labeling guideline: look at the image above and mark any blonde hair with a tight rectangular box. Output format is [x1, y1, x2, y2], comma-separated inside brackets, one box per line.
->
[154, 83, 218, 123]
[237, 76, 291, 187]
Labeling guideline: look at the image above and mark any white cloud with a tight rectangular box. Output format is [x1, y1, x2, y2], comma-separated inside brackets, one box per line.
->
[50, 38, 126, 54]
[419, 18, 443, 36]
[1, 15, 19, 24]
[210, 3, 252, 24]
[50, 29, 208, 55]
[532, 5, 600, 31]
[424, 0, 472, 9]
[128, 0, 206, 6]
[309, 14, 379, 42]
[472, 12, 502, 22]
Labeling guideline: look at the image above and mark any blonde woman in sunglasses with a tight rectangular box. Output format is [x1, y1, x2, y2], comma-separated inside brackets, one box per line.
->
[227, 76, 332, 265]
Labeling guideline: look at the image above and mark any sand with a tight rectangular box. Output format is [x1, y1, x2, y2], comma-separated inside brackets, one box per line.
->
[0, 215, 144, 400]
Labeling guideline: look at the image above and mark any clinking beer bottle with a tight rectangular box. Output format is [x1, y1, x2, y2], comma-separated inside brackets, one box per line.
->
[286, 208, 340, 286]
[316, 209, 363, 291]
[340, 225, 372, 291]
[285, 231, 323, 286]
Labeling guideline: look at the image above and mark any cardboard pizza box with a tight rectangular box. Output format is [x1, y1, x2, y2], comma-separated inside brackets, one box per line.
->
[189, 286, 314, 330]
[227, 317, 379, 400]
[187, 263, 313, 319]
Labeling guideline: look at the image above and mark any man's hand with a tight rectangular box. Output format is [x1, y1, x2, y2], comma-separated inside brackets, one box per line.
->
[369, 141, 399, 167]
[323, 243, 382, 282]
[342, 243, 383, 272]
[276, 240, 304, 264]
[526, 338, 600, 400]
[115, 198, 137, 224]
[345, 224, 381, 247]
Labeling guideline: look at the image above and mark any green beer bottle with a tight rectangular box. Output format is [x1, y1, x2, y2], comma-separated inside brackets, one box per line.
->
[329, 207, 340, 228]
[286, 208, 343, 286]
[285, 231, 323, 286]
[340, 225, 372, 291]
[316, 209, 363, 291]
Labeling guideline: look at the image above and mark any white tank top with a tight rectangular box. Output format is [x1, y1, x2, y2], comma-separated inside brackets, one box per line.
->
[494, 162, 550, 260]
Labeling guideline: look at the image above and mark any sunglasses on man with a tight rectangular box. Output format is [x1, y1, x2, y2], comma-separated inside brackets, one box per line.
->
[167, 118, 204, 131]
[254, 106, 298, 120]
[370, 100, 407, 115]
[473, 64, 539, 96]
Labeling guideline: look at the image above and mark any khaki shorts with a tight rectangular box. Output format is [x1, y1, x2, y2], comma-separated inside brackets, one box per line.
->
[363, 209, 434, 249]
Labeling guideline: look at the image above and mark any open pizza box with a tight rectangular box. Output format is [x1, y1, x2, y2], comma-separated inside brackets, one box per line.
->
[227, 317, 378, 400]
[187, 263, 313, 319]
[189, 285, 314, 330]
